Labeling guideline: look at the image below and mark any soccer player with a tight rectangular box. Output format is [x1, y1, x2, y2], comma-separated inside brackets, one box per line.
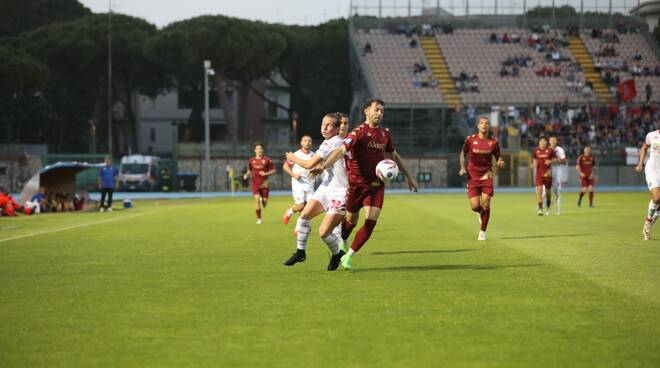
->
[549, 136, 568, 215]
[576, 146, 596, 208]
[635, 130, 660, 240]
[317, 99, 418, 270]
[459, 116, 505, 240]
[243, 143, 276, 224]
[282, 113, 348, 270]
[282, 135, 315, 225]
[532, 137, 557, 216]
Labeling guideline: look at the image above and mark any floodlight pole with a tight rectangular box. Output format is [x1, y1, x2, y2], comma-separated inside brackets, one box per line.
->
[108, 0, 113, 156]
[203, 60, 214, 192]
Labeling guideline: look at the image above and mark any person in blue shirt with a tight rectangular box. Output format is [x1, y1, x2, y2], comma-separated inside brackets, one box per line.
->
[98, 156, 118, 212]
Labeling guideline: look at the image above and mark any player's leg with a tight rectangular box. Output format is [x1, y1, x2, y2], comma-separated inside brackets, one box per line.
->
[261, 188, 269, 208]
[535, 185, 543, 215]
[478, 192, 493, 240]
[588, 179, 595, 207]
[253, 194, 262, 223]
[100, 189, 107, 211]
[342, 187, 384, 269]
[319, 211, 347, 271]
[284, 199, 325, 266]
[544, 181, 552, 215]
[341, 186, 365, 243]
[283, 189, 306, 225]
[553, 179, 562, 215]
[578, 181, 586, 207]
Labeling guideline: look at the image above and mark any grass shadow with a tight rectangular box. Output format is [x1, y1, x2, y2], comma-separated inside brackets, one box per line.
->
[370, 249, 476, 256]
[351, 263, 544, 273]
[501, 234, 592, 240]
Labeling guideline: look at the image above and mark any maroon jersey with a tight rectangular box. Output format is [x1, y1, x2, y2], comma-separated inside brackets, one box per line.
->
[533, 148, 556, 178]
[577, 155, 596, 176]
[248, 156, 274, 188]
[462, 134, 501, 180]
[344, 123, 395, 186]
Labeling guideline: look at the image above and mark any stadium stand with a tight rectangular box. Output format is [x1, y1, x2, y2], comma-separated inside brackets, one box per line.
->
[354, 29, 446, 104]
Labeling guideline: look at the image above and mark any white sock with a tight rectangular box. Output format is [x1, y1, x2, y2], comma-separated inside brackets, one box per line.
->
[332, 224, 342, 241]
[285, 208, 294, 217]
[321, 234, 340, 255]
[347, 249, 355, 256]
[295, 218, 312, 250]
[647, 200, 658, 222]
[554, 190, 561, 212]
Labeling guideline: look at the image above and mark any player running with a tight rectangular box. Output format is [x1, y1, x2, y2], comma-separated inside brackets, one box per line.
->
[635, 130, 660, 240]
[576, 146, 596, 208]
[317, 99, 418, 270]
[532, 137, 557, 216]
[549, 136, 568, 215]
[459, 116, 505, 240]
[282, 135, 315, 225]
[282, 113, 349, 270]
[243, 143, 276, 224]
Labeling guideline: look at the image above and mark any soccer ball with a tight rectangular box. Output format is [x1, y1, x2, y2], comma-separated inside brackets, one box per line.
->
[375, 159, 399, 182]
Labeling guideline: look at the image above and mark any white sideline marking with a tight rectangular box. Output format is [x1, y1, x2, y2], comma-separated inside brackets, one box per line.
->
[0, 208, 172, 243]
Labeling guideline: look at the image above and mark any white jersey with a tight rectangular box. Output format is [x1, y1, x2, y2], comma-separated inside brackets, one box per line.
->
[316, 135, 348, 189]
[289, 149, 315, 191]
[644, 130, 660, 179]
[552, 146, 568, 183]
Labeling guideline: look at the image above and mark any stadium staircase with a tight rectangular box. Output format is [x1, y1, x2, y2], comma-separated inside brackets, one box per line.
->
[569, 36, 613, 103]
[420, 36, 462, 107]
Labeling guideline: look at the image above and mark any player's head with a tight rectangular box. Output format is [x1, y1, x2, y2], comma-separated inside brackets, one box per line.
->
[336, 112, 349, 138]
[300, 135, 312, 151]
[254, 143, 264, 157]
[584, 145, 592, 156]
[104, 156, 112, 165]
[549, 136, 558, 148]
[538, 136, 548, 149]
[362, 98, 385, 127]
[320, 113, 341, 139]
[477, 115, 490, 135]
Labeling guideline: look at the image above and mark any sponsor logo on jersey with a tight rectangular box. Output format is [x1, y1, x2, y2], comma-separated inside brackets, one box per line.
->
[367, 141, 386, 150]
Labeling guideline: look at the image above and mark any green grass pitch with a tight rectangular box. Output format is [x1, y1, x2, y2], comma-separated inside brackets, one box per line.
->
[1, 192, 659, 367]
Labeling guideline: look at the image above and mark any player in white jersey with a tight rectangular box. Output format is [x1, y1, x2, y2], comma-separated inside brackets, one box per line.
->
[635, 129, 660, 240]
[549, 136, 568, 215]
[282, 113, 349, 270]
[282, 135, 315, 225]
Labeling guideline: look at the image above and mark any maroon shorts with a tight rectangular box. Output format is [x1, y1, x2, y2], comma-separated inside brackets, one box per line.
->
[535, 176, 552, 189]
[581, 177, 596, 188]
[252, 186, 269, 198]
[346, 184, 385, 213]
[467, 178, 494, 198]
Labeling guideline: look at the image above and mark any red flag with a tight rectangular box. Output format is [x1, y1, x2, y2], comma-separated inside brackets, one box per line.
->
[619, 79, 637, 102]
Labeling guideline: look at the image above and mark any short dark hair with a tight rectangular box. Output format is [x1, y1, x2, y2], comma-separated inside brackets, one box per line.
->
[335, 112, 349, 120]
[538, 136, 548, 141]
[362, 98, 385, 111]
[254, 142, 264, 149]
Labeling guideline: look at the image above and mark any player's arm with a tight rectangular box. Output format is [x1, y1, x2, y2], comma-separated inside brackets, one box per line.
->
[575, 162, 585, 177]
[459, 149, 467, 176]
[635, 144, 648, 172]
[319, 145, 347, 171]
[261, 161, 277, 177]
[286, 151, 323, 170]
[242, 166, 252, 180]
[282, 161, 299, 180]
[387, 150, 418, 192]
[494, 142, 505, 168]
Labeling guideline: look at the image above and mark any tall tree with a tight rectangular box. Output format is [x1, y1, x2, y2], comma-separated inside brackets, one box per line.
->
[0, 0, 90, 37]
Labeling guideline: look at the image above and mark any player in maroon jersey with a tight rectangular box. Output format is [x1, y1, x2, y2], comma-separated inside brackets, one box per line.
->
[459, 116, 505, 240]
[316, 99, 418, 270]
[576, 145, 596, 208]
[243, 143, 276, 224]
[532, 137, 557, 216]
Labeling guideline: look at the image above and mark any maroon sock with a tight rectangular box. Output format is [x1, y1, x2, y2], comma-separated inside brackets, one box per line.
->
[480, 208, 490, 231]
[256, 209, 261, 219]
[350, 219, 377, 253]
[579, 192, 585, 201]
[341, 219, 357, 241]
[589, 191, 594, 204]
[538, 202, 543, 210]
[472, 206, 482, 214]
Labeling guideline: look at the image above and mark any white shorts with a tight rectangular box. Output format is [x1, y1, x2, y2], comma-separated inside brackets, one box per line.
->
[645, 171, 660, 190]
[292, 186, 314, 204]
[311, 185, 347, 215]
[552, 178, 562, 191]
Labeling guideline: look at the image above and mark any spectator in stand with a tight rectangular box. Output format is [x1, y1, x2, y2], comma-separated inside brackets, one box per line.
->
[409, 38, 418, 48]
[413, 61, 426, 73]
[363, 43, 372, 56]
[633, 50, 642, 61]
[27, 187, 48, 214]
[647, 83, 654, 103]
[511, 33, 520, 43]
[502, 33, 510, 43]
[512, 65, 520, 77]
[500, 66, 510, 77]
[489, 32, 498, 43]
[469, 74, 480, 92]
[632, 64, 642, 77]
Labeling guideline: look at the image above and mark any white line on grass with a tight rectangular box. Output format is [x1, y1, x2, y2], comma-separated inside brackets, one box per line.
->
[0, 206, 185, 243]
